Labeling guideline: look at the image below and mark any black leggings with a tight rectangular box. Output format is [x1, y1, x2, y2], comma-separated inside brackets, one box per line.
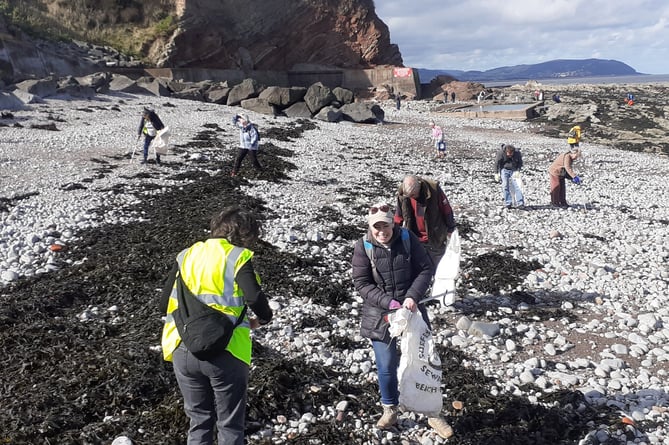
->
[232, 148, 262, 172]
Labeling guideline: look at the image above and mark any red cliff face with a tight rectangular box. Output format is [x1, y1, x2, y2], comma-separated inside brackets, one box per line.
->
[153, 0, 403, 70]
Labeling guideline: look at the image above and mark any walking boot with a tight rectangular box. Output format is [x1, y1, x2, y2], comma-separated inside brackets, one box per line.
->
[428, 416, 454, 439]
[376, 404, 398, 429]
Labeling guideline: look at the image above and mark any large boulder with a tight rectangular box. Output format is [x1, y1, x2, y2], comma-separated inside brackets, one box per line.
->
[76, 72, 112, 93]
[205, 86, 231, 104]
[227, 78, 263, 106]
[172, 86, 205, 101]
[259, 86, 307, 108]
[15, 78, 57, 98]
[340, 102, 384, 123]
[0, 92, 30, 110]
[304, 82, 335, 114]
[240, 97, 279, 116]
[332, 86, 354, 105]
[283, 102, 313, 118]
[315, 105, 342, 122]
[56, 84, 96, 99]
[108, 74, 149, 94]
[136, 77, 172, 97]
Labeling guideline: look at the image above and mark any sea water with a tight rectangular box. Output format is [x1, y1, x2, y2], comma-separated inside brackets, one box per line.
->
[483, 73, 669, 87]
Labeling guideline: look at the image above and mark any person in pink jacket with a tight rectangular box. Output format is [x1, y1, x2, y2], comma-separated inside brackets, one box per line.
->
[429, 121, 445, 158]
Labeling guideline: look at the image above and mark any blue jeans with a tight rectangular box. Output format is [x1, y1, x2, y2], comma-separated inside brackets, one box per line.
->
[172, 344, 248, 445]
[142, 135, 161, 163]
[372, 338, 399, 405]
[371, 308, 432, 406]
[501, 168, 524, 206]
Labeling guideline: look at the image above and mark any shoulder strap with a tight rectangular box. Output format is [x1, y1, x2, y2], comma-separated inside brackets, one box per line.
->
[363, 229, 412, 285]
[400, 228, 411, 261]
[234, 305, 248, 327]
[362, 234, 381, 284]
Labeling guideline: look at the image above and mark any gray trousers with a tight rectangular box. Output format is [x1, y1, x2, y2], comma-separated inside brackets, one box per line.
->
[172, 343, 249, 445]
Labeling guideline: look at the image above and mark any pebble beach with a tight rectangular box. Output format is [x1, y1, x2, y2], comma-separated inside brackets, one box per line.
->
[1, 90, 669, 444]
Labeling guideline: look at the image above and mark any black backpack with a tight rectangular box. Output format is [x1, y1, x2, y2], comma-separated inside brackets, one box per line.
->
[172, 272, 247, 360]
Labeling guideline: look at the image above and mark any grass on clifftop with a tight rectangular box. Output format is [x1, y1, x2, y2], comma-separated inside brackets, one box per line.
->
[0, 0, 176, 60]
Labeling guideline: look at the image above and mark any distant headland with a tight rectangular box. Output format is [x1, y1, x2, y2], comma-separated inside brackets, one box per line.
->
[418, 58, 641, 83]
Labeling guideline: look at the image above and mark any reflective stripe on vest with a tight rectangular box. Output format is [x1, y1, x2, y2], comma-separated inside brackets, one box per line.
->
[161, 239, 255, 364]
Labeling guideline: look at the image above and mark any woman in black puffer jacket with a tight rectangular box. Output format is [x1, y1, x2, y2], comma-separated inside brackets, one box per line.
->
[351, 202, 434, 430]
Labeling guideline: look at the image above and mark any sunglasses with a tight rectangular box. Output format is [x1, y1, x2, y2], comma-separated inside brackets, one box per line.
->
[369, 205, 390, 214]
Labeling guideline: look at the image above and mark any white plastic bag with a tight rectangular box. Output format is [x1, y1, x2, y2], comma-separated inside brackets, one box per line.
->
[151, 126, 171, 155]
[431, 229, 461, 305]
[388, 308, 443, 416]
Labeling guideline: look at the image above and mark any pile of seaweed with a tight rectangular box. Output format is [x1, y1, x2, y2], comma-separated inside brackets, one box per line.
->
[0, 122, 630, 445]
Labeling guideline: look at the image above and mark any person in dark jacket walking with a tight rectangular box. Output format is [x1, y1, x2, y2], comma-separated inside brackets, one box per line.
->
[137, 107, 165, 165]
[494, 144, 525, 209]
[351, 202, 453, 439]
[395, 175, 456, 268]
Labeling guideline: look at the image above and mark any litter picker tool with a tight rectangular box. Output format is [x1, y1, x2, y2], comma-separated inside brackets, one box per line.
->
[130, 135, 141, 163]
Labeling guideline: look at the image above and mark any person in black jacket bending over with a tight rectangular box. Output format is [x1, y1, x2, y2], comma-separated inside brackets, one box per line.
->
[351, 202, 453, 439]
[137, 107, 165, 165]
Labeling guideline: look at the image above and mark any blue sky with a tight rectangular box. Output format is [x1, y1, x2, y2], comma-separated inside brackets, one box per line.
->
[374, 0, 669, 74]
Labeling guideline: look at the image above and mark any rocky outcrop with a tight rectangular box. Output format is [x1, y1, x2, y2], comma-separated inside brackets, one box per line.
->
[0, 0, 401, 85]
[161, 0, 402, 70]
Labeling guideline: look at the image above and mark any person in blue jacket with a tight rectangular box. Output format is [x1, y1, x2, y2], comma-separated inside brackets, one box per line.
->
[231, 114, 262, 176]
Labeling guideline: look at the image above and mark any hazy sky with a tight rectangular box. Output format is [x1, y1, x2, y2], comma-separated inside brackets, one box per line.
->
[374, 0, 669, 74]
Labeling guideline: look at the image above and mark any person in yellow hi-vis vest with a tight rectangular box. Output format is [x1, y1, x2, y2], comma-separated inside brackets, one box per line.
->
[160, 206, 273, 445]
[567, 125, 582, 149]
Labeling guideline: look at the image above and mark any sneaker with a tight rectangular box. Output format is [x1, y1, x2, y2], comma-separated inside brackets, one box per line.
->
[140, 159, 147, 164]
[428, 417, 454, 439]
[376, 404, 398, 429]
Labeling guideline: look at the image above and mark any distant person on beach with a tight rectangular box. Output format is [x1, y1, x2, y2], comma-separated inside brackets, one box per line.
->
[494, 144, 525, 209]
[395, 175, 456, 268]
[395, 94, 401, 110]
[567, 125, 582, 149]
[350, 202, 454, 439]
[429, 121, 446, 158]
[231, 114, 262, 177]
[548, 148, 582, 208]
[626, 93, 635, 106]
[137, 107, 165, 165]
[160, 206, 273, 445]
[552, 93, 561, 103]
[451, 91, 456, 103]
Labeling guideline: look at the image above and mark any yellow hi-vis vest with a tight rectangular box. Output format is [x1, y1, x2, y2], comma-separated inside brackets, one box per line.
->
[161, 238, 256, 364]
